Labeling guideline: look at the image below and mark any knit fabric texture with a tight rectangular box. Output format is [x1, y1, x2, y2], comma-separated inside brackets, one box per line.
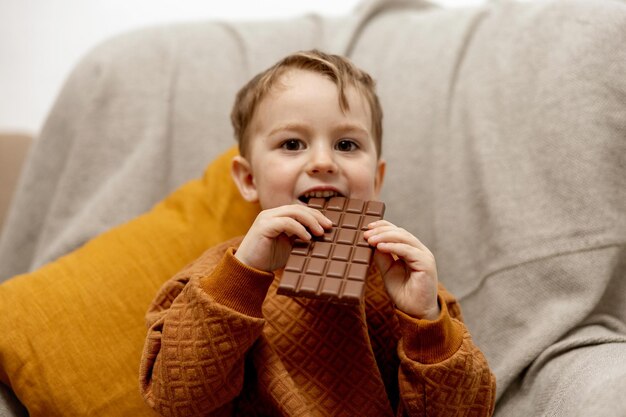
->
[140, 238, 496, 416]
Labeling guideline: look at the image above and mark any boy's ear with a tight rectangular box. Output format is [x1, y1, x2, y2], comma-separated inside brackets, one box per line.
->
[231, 155, 259, 203]
[374, 158, 386, 198]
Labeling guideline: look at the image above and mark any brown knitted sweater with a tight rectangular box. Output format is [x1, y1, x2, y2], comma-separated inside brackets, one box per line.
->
[139, 238, 495, 416]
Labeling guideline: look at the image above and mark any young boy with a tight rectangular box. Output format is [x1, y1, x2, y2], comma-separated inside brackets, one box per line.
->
[139, 50, 496, 416]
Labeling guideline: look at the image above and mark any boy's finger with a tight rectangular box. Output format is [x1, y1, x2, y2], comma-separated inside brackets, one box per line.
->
[372, 249, 395, 276]
[308, 207, 333, 230]
[277, 218, 313, 241]
[278, 205, 331, 236]
[375, 241, 418, 260]
[366, 219, 393, 229]
[366, 227, 419, 246]
[376, 242, 436, 271]
[366, 226, 429, 252]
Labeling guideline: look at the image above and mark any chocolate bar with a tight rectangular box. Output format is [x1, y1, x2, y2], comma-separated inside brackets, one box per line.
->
[277, 197, 385, 304]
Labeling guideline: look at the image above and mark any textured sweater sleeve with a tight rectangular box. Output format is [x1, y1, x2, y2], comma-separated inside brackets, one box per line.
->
[394, 284, 496, 416]
[139, 242, 274, 416]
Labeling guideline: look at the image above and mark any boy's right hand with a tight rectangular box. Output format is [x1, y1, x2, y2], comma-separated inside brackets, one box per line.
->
[234, 204, 332, 272]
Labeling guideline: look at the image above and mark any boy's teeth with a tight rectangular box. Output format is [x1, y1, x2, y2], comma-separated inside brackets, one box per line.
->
[305, 191, 338, 198]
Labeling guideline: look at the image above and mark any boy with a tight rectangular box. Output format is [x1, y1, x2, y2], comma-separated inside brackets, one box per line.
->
[139, 50, 496, 416]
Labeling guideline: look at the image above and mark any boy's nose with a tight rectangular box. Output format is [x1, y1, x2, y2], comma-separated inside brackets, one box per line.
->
[307, 148, 337, 174]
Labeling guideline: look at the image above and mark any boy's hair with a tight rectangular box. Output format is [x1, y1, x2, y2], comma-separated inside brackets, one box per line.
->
[230, 49, 383, 159]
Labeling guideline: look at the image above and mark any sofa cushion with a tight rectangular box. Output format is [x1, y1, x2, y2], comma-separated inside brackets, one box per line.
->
[0, 147, 258, 416]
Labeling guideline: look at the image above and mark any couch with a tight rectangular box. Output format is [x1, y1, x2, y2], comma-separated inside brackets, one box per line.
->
[1, 0, 625, 415]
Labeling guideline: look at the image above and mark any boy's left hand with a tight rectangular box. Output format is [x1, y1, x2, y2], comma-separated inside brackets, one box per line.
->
[363, 220, 440, 321]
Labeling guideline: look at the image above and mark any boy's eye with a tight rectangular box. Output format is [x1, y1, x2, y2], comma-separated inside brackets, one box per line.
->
[280, 139, 305, 151]
[335, 139, 359, 152]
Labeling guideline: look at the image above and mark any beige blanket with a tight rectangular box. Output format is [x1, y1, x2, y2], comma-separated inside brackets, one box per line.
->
[1, 0, 624, 415]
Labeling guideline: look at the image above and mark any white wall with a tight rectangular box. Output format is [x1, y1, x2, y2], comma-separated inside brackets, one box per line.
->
[0, 0, 488, 137]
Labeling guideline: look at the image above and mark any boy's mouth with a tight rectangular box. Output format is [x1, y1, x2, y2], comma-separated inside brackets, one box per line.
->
[298, 190, 344, 205]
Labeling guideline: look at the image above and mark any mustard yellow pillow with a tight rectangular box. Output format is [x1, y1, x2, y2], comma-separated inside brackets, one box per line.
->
[0, 146, 259, 416]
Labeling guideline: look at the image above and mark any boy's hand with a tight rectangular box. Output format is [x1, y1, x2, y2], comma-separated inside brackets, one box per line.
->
[235, 205, 333, 273]
[364, 220, 440, 320]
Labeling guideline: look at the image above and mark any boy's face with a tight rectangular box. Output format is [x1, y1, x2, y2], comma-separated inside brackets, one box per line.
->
[232, 69, 385, 210]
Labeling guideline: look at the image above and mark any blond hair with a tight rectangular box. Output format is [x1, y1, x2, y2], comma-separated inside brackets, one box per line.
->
[230, 50, 383, 158]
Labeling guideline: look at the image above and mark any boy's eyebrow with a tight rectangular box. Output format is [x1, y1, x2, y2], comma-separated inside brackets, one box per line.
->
[268, 122, 311, 136]
[268, 122, 370, 137]
[332, 122, 370, 137]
